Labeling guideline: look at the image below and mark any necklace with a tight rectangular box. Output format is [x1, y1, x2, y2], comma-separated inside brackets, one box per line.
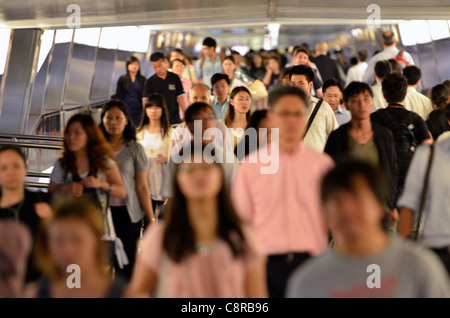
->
[195, 239, 221, 256]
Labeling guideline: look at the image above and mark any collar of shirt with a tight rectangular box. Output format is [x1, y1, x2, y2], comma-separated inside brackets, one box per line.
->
[213, 95, 230, 107]
[335, 105, 346, 114]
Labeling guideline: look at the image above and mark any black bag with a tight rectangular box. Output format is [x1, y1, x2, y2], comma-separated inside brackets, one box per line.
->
[378, 110, 417, 188]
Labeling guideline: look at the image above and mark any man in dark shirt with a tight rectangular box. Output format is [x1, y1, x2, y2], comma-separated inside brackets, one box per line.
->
[312, 42, 344, 86]
[371, 73, 432, 190]
[143, 52, 186, 125]
[325, 82, 398, 216]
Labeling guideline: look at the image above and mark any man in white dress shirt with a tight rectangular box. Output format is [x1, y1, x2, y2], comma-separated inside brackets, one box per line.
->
[345, 49, 369, 87]
[363, 31, 415, 84]
[403, 66, 433, 120]
[289, 65, 338, 152]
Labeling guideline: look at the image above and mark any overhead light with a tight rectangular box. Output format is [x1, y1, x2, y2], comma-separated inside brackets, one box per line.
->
[37, 30, 54, 72]
[211, 30, 223, 35]
[411, 20, 432, 44]
[231, 29, 248, 34]
[427, 20, 449, 41]
[0, 28, 11, 75]
[398, 21, 417, 46]
[54, 29, 74, 44]
[74, 28, 101, 47]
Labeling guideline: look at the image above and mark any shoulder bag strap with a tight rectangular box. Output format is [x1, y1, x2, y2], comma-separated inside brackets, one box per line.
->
[303, 99, 323, 139]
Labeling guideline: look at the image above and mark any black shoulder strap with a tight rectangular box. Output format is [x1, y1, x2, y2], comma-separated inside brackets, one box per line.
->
[413, 144, 435, 241]
[397, 50, 404, 57]
[304, 99, 323, 139]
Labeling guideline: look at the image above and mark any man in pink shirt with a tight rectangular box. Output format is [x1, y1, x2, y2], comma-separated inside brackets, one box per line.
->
[232, 86, 334, 298]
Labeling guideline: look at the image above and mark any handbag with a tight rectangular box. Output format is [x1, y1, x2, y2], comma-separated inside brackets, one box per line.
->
[247, 79, 268, 101]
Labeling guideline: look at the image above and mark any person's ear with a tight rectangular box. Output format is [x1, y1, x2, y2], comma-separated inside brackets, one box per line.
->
[309, 81, 313, 90]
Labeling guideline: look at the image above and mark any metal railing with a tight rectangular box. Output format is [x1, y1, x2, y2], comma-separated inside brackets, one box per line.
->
[1, 99, 109, 190]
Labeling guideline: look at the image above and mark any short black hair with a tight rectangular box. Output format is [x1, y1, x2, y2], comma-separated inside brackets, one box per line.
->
[184, 102, 214, 122]
[223, 55, 235, 64]
[170, 58, 185, 68]
[289, 65, 314, 83]
[268, 86, 308, 110]
[211, 73, 230, 87]
[403, 66, 421, 85]
[382, 73, 408, 103]
[374, 60, 392, 80]
[323, 78, 343, 94]
[343, 82, 373, 104]
[321, 159, 388, 205]
[202, 37, 217, 49]
[382, 31, 395, 46]
[431, 84, 449, 109]
[150, 52, 165, 62]
[294, 47, 310, 59]
[321, 159, 389, 231]
[358, 49, 369, 62]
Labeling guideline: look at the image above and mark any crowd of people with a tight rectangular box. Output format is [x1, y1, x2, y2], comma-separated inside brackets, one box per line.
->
[1, 30, 450, 298]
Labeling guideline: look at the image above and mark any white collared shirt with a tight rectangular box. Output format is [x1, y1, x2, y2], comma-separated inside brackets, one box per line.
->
[345, 62, 368, 87]
[404, 86, 433, 120]
[363, 47, 415, 84]
[371, 81, 388, 113]
[304, 96, 339, 152]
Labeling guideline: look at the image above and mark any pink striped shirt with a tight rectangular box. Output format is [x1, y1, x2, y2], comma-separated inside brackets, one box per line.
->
[232, 141, 334, 256]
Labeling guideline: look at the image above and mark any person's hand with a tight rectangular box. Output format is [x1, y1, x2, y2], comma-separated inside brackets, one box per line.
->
[265, 64, 272, 73]
[34, 202, 52, 218]
[388, 208, 399, 228]
[69, 182, 84, 197]
[80, 176, 103, 189]
[156, 153, 168, 163]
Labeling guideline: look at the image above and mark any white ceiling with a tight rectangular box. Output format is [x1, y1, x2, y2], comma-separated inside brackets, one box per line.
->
[0, 0, 448, 49]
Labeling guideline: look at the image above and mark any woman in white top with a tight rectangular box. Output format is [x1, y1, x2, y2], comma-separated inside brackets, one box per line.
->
[222, 86, 252, 150]
[137, 93, 173, 222]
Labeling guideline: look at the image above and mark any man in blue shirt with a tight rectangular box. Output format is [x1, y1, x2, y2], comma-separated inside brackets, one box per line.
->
[210, 73, 230, 120]
[195, 37, 223, 88]
[323, 78, 351, 126]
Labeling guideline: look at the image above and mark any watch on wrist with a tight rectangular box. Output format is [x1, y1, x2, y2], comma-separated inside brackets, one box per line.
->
[107, 183, 113, 194]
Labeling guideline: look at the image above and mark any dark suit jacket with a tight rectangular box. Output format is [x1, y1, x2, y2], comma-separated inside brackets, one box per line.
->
[324, 122, 399, 210]
[313, 55, 343, 86]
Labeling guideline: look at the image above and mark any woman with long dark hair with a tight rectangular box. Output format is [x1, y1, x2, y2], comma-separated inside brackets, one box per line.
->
[137, 93, 173, 219]
[127, 143, 267, 298]
[99, 100, 154, 280]
[113, 56, 146, 127]
[48, 114, 127, 267]
[223, 86, 252, 149]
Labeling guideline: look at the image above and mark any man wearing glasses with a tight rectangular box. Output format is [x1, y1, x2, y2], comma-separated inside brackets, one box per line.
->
[322, 78, 351, 127]
[289, 65, 338, 152]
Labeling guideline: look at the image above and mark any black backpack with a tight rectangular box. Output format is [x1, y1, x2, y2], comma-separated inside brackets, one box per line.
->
[377, 110, 417, 188]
